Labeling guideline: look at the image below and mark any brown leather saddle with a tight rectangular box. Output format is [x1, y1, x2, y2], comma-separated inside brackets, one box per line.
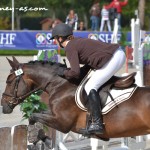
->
[114, 72, 136, 88]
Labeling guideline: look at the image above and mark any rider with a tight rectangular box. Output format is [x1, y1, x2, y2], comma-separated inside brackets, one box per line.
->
[50, 23, 126, 134]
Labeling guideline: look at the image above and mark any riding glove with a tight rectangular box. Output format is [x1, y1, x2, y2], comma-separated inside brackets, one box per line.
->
[57, 67, 66, 77]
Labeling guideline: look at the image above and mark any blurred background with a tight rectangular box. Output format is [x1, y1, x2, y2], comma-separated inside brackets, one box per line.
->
[0, 0, 149, 31]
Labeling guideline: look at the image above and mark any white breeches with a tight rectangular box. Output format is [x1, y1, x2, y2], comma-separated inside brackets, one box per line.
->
[84, 48, 126, 95]
[100, 19, 111, 32]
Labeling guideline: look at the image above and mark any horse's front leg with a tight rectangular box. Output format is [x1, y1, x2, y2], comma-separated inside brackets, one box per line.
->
[29, 111, 71, 133]
[28, 111, 55, 149]
[28, 110, 72, 148]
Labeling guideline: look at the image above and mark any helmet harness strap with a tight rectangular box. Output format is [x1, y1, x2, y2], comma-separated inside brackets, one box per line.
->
[56, 36, 68, 48]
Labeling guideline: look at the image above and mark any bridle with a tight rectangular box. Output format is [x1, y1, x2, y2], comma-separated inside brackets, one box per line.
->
[2, 67, 42, 108]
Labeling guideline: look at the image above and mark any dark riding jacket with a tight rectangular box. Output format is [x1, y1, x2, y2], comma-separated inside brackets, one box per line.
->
[64, 37, 120, 79]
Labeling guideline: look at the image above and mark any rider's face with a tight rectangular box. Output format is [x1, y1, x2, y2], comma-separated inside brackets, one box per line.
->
[55, 38, 59, 46]
[54, 37, 63, 47]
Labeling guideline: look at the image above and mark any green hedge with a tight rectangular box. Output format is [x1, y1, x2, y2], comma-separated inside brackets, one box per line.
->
[20, 90, 47, 120]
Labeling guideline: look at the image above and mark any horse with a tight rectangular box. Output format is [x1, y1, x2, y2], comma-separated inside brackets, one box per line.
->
[2, 56, 150, 144]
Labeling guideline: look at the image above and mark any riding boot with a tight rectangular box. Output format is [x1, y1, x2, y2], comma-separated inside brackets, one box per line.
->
[87, 89, 104, 134]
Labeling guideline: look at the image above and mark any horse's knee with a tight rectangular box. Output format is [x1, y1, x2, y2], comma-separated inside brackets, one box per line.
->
[41, 110, 52, 114]
[29, 113, 52, 127]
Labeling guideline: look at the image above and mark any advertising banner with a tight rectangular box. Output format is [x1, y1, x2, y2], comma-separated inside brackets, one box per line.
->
[0, 31, 121, 50]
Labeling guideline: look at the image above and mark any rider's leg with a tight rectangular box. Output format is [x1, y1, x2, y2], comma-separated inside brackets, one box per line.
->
[87, 89, 104, 134]
[85, 48, 125, 134]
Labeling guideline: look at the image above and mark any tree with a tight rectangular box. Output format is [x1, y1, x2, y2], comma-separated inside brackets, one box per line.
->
[138, 0, 145, 29]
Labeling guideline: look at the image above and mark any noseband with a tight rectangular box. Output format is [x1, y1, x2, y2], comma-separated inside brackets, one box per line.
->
[2, 68, 42, 108]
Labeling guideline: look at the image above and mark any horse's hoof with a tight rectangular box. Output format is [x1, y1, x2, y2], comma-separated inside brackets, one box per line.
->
[37, 129, 52, 149]
[44, 138, 52, 149]
[37, 129, 46, 140]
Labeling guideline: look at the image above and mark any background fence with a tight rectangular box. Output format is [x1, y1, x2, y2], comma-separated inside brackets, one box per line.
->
[0, 125, 27, 150]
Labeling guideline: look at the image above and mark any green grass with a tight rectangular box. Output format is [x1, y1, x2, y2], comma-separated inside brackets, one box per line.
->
[0, 49, 66, 56]
[0, 50, 38, 56]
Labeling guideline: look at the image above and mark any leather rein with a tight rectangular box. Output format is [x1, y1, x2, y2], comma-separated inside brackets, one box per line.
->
[2, 68, 42, 108]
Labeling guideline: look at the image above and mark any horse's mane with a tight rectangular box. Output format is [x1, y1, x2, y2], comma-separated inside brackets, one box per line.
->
[27, 60, 67, 68]
[26, 60, 88, 86]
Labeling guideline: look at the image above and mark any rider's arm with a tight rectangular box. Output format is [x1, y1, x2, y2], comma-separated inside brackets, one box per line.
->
[64, 50, 80, 79]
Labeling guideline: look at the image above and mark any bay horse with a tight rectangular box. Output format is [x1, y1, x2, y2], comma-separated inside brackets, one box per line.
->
[1, 56, 150, 143]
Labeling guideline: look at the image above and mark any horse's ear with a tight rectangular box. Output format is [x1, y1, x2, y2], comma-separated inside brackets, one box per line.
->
[6, 57, 18, 69]
[12, 56, 19, 66]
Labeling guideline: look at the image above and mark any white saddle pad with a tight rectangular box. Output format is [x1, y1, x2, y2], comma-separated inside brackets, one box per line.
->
[75, 70, 137, 115]
[101, 86, 137, 114]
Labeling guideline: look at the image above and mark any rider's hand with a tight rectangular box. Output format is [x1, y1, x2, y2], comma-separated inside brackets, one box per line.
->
[57, 67, 66, 77]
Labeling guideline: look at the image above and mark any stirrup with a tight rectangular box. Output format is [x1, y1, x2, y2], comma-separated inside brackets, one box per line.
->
[88, 123, 104, 134]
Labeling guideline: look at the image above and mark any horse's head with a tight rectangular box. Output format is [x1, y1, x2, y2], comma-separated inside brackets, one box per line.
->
[1, 56, 35, 114]
[1, 57, 68, 114]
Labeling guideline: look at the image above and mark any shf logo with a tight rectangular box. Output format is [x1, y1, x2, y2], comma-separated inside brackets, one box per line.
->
[36, 33, 47, 44]
[0, 33, 16, 44]
[36, 33, 57, 45]
[88, 34, 99, 40]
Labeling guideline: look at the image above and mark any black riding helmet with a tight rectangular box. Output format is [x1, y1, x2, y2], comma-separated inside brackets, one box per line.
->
[50, 23, 73, 40]
[50, 23, 73, 48]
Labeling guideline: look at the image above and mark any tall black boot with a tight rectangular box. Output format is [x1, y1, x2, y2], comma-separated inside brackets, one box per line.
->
[87, 89, 104, 134]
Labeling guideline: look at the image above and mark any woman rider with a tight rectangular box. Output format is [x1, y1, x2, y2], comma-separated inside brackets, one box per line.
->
[50, 23, 126, 134]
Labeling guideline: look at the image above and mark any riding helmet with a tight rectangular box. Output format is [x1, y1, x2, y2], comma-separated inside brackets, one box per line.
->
[50, 23, 73, 40]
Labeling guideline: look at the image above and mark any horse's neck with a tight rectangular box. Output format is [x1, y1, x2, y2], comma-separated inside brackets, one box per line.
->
[24, 64, 67, 90]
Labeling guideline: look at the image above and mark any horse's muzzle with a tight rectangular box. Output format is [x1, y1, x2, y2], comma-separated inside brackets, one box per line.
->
[2, 103, 13, 114]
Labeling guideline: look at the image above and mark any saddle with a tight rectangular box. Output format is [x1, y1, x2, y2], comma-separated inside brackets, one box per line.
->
[76, 71, 137, 110]
[113, 72, 136, 88]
